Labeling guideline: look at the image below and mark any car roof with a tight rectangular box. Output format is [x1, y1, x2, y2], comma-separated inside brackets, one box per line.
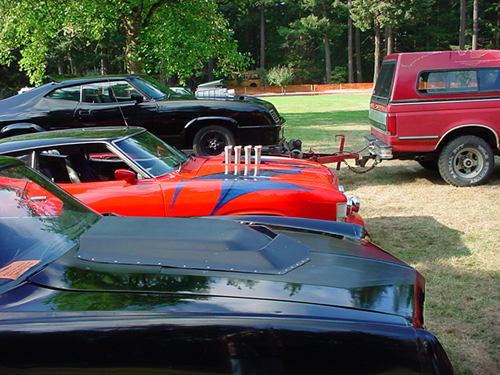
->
[53, 75, 142, 87]
[0, 127, 145, 152]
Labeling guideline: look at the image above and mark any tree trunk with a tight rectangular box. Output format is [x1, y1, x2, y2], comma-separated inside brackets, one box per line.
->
[260, 5, 265, 70]
[386, 25, 394, 55]
[347, 0, 354, 83]
[321, 0, 332, 84]
[100, 46, 110, 75]
[323, 34, 332, 84]
[496, 8, 500, 48]
[373, 21, 381, 83]
[123, 10, 143, 74]
[472, 0, 478, 49]
[355, 27, 363, 83]
[207, 58, 214, 82]
[459, 0, 467, 50]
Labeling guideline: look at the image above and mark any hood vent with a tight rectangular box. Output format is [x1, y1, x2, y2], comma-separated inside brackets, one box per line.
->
[77, 217, 310, 275]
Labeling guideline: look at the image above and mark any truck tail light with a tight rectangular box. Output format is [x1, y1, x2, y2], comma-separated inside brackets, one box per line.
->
[386, 113, 397, 135]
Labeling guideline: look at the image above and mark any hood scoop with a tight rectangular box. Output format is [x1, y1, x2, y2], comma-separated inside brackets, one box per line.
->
[77, 216, 310, 275]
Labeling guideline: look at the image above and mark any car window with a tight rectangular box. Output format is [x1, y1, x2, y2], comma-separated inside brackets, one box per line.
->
[372, 60, 396, 103]
[478, 69, 500, 91]
[46, 86, 81, 101]
[82, 81, 142, 103]
[417, 70, 486, 94]
[6, 143, 138, 184]
[133, 76, 176, 100]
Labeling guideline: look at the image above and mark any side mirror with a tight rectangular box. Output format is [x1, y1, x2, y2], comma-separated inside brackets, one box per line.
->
[115, 169, 137, 184]
[130, 93, 144, 104]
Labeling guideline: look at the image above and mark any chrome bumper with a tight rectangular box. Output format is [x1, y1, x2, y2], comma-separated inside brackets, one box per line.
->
[364, 134, 393, 160]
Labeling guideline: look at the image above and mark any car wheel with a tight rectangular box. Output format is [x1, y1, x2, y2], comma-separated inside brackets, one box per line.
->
[417, 159, 438, 170]
[438, 135, 494, 186]
[193, 125, 235, 156]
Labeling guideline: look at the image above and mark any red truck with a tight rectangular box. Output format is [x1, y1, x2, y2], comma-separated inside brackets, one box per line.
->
[365, 50, 500, 186]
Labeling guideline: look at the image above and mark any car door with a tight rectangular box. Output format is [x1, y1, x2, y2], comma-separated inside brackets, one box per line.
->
[61, 178, 166, 217]
[35, 142, 166, 217]
[38, 85, 81, 130]
[74, 81, 159, 128]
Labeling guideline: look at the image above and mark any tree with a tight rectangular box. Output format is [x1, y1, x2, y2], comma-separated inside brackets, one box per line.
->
[460, 0, 467, 49]
[350, 0, 434, 81]
[266, 65, 295, 94]
[472, 0, 479, 49]
[347, 0, 355, 83]
[0, 0, 248, 85]
[277, 0, 344, 84]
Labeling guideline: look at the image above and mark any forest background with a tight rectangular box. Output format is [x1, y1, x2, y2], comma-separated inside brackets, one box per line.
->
[0, 0, 499, 97]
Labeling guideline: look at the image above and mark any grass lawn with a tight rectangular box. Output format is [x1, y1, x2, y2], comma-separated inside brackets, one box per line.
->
[266, 94, 500, 375]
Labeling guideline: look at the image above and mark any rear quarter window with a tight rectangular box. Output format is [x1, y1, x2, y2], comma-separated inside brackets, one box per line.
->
[46, 86, 81, 101]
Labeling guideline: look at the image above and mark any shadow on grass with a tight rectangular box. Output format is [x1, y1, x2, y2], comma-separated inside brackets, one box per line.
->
[335, 158, 500, 188]
[364, 215, 469, 265]
[365, 215, 500, 375]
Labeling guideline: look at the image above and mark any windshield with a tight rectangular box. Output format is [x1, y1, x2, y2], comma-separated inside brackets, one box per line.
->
[0, 162, 101, 289]
[114, 131, 188, 177]
[132, 76, 176, 100]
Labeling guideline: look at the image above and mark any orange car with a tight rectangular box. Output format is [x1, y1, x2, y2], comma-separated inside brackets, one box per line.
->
[0, 127, 362, 225]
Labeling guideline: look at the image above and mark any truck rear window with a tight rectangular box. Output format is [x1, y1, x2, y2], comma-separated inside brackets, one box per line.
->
[372, 60, 396, 103]
[418, 68, 500, 94]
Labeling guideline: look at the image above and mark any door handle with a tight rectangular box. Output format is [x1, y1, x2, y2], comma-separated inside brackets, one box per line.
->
[78, 109, 91, 116]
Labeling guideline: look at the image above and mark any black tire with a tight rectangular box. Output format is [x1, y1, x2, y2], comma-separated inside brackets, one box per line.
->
[192, 125, 235, 156]
[417, 159, 438, 171]
[438, 135, 494, 186]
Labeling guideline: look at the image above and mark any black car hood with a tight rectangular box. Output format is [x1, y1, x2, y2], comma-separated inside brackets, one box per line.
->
[29, 216, 420, 323]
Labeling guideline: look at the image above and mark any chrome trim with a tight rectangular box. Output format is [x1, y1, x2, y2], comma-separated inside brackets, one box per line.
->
[347, 196, 361, 213]
[269, 108, 281, 123]
[398, 135, 439, 140]
[387, 96, 500, 106]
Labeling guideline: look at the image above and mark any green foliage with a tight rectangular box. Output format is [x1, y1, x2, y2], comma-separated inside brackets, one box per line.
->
[139, 0, 249, 83]
[350, 0, 434, 31]
[2, 0, 500, 89]
[266, 65, 295, 92]
[0, 0, 248, 85]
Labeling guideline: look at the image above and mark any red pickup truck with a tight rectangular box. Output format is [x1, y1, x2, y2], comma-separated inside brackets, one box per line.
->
[366, 50, 500, 186]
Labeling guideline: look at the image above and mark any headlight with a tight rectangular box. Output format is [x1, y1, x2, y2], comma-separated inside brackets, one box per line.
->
[336, 202, 347, 221]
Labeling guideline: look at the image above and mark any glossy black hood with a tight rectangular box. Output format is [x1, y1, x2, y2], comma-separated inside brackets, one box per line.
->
[31, 217, 421, 321]
[29, 216, 421, 325]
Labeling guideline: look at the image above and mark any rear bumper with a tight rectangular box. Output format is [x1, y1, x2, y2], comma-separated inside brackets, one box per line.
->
[238, 123, 283, 148]
[365, 134, 393, 159]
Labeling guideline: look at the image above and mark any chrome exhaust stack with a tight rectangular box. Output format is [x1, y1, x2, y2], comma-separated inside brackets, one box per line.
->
[224, 145, 263, 165]
[224, 145, 263, 175]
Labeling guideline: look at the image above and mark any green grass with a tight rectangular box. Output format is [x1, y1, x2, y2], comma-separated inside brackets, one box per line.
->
[265, 93, 500, 375]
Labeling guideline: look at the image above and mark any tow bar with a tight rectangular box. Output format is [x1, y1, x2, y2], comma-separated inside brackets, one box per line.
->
[288, 135, 378, 173]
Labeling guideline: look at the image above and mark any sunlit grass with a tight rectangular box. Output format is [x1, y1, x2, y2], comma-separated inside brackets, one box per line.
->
[265, 93, 500, 375]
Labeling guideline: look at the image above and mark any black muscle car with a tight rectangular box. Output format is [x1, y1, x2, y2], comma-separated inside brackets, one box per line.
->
[0, 156, 454, 374]
[0, 76, 286, 156]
